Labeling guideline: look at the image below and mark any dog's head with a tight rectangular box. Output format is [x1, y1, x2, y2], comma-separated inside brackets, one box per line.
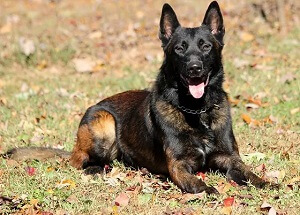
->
[159, 1, 225, 99]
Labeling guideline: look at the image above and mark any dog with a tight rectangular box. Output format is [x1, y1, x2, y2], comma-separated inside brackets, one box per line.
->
[6, 1, 270, 194]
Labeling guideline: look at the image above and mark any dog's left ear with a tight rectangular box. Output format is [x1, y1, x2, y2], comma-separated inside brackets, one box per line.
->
[159, 4, 180, 46]
[202, 1, 225, 45]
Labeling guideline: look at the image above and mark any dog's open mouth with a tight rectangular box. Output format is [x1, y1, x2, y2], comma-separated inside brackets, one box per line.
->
[187, 75, 210, 99]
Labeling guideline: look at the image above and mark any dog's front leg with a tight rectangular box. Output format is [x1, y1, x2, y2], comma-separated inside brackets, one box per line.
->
[166, 150, 218, 194]
[208, 154, 269, 188]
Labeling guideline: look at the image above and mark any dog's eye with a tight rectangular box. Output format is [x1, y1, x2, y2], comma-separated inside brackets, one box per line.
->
[175, 44, 186, 54]
[199, 39, 204, 46]
[202, 44, 211, 52]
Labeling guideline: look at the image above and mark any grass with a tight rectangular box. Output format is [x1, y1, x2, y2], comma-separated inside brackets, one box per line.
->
[0, 0, 299, 214]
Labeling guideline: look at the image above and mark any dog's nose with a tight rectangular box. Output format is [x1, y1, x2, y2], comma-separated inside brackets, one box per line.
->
[188, 64, 202, 74]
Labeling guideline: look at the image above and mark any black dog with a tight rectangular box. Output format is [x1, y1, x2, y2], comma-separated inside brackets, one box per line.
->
[7, 1, 269, 194]
[68, 1, 270, 194]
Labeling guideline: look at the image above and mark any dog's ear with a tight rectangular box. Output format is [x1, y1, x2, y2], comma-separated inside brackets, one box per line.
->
[202, 1, 225, 44]
[159, 4, 180, 45]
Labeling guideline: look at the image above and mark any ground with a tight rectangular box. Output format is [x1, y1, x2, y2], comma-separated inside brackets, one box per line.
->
[0, 0, 299, 214]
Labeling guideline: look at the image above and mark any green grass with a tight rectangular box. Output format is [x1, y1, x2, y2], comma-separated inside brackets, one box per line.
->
[0, 0, 299, 214]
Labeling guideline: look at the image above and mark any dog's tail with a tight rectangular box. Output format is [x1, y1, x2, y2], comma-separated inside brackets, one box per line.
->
[1, 147, 71, 161]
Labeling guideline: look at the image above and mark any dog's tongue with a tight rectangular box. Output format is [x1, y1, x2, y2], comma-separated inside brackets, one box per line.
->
[189, 82, 205, 99]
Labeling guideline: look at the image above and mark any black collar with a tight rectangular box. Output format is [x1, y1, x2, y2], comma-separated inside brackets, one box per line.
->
[177, 104, 220, 115]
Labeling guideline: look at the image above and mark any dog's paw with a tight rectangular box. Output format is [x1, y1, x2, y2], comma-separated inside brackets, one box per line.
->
[204, 186, 219, 195]
[83, 166, 103, 175]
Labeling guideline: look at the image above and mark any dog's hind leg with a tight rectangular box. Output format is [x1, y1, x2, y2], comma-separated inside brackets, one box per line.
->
[70, 109, 118, 175]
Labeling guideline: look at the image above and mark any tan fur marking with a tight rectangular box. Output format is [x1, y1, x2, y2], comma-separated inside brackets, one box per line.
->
[70, 124, 92, 169]
[90, 111, 116, 146]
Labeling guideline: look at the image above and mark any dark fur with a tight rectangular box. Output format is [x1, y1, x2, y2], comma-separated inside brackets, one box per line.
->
[66, 2, 270, 193]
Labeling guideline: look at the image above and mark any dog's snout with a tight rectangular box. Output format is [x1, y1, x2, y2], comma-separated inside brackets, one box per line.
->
[187, 62, 203, 75]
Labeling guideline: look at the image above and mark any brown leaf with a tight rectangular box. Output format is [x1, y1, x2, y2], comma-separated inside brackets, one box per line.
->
[247, 97, 262, 106]
[217, 182, 233, 194]
[114, 192, 130, 207]
[221, 206, 232, 215]
[241, 113, 251, 124]
[280, 72, 296, 83]
[290, 107, 300, 115]
[229, 97, 240, 106]
[233, 58, 250, 68]
[261, 201, 277, 215]
[72, 58, 96, 73]
[56, 179, 76, 189]
[0, 23, 12, 34]
[66, 194, 78, 204]
[255, 163, 266, 174]
[265, 170, 285, 183]
[287, 176, 300, 184]
[240, 31, 254, 42]
[179, 193, 205, 203]
[245, 103, 260, 110]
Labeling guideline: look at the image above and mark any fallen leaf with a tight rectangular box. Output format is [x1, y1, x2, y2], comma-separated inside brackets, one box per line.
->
[247, 97, 262, 106]
[287, 176, 300, 184]
[72, 58, 96, 73]
[228, 97, 240, 106]
[66, 194, 78, 204]
[268, 115, 278, 123]
[240, 31, 254, 42]
[30, 198, 39, 206]
[217, 182, 233, 194]
[233, 58, 250, 68]
[290, 107, 300, 115]
[25, 167, 36, 176]
[255, 163, 266, 174]
[245, 103, 260, 109]
[196, 172, 206, 181]
[37, 60, 48, 70]
[223, 196, 234, 207]
[88, 31, 102, 39]
[107, 167, 126, 181]
[254, 92, 267, 100]
[280, 72, 296, 83]
[41, 212, 53, 215]
[180, 193, 205, 203]
[221, 206, 232, 215]
[56, 179, 76, 189]
[265, 170, 285, 183]
[114, 192, 130, 207]
[19, 37, 35, 56]
[238, 194, 254, 199]
[241, 113, 260, 126]
[261, 201, 277, 215]
[0, 23, 12, 34]
[241, 113, 251, 124]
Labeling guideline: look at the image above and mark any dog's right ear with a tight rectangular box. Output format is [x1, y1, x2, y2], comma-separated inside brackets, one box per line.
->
[159, 4, 180, 46]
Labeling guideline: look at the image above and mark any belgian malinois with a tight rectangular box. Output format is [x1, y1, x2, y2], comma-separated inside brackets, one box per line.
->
[6, 1, 271, 194]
